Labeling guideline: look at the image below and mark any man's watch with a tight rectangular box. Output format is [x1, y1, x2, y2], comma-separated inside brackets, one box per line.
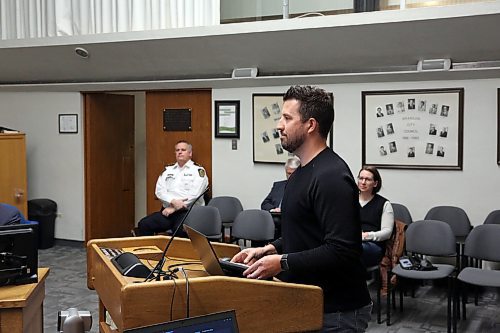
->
[280, 254, 289, 271]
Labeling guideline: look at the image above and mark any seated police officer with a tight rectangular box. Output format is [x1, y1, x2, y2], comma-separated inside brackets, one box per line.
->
[136, 140, 208, 236]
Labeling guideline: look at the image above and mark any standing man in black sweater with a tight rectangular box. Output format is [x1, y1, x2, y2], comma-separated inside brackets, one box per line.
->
[232, 85, 372, 332]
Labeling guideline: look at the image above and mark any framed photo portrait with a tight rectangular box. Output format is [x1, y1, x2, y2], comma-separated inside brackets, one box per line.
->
[214, 100, 240, 138]
[362, 88, 464, 170]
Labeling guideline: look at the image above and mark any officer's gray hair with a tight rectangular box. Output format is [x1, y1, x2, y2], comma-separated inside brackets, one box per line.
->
[176, 140, 192, 152]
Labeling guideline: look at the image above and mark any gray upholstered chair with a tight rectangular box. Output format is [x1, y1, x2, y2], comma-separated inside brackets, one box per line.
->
[207, 196, 243, 242]
[456, 224, 500, 327]
[483, 210, 500, 225]
[424, 206, 472, 239]
[387, 220, 457, 333]
[184, 205, 222, 241]
[392, 203, 413, 225]
[231, 209, 274, 248]
[425, 206, 472, 270]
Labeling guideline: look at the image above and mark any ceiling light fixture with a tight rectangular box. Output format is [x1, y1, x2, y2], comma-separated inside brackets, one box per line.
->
[75, 47, 89, 59]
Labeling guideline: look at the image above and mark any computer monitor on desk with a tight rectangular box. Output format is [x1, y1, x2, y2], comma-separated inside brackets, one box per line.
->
[0, 223, 38, 286]
[123, 310, 239, 333]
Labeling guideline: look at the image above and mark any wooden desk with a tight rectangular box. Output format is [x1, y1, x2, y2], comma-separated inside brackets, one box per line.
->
[87, 236, 323, 333]
[0, 268, 49, 333]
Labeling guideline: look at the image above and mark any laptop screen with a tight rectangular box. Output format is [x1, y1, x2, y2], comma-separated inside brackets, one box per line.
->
[184, 224, 226, 276]
[123, 310, 239, 333]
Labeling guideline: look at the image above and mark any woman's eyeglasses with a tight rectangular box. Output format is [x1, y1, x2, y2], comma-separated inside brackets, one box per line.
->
[357, 177, 374, 182]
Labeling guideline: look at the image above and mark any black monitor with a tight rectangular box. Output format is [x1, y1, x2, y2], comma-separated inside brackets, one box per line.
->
[0, 223, 38, 286]
[124, 310, 239, 333]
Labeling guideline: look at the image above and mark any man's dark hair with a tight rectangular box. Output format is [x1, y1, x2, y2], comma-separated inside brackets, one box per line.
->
[283, 85, 334, 139]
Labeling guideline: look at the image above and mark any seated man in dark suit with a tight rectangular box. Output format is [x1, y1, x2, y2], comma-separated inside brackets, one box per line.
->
[261, 156, 300, 238]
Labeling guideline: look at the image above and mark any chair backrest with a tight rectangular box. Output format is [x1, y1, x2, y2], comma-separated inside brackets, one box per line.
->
[392, 203, 413, 225]
[184, 205, 222, 241]
[231, 209, 275, 242]
[207, 196, 243, 224]
[405, 220, 456, 257]
[464, 224, 500, 262]
[424, 205, 472, 237]
[483, 210, 500, 225]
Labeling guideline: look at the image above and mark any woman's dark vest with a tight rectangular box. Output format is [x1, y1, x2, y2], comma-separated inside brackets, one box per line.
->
[360, 194, 388, 248]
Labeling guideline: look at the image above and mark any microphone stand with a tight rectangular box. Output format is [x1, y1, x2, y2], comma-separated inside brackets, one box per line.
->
[146, 187, 209, 281]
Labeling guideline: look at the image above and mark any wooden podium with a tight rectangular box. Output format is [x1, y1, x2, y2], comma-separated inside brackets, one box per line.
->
[87, 236, 323, 333]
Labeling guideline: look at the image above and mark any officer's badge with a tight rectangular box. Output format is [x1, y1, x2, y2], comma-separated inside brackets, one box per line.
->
[198, 169, 206, 177]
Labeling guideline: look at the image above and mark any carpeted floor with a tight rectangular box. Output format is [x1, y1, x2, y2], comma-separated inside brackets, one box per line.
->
[39, 241, 499, 333]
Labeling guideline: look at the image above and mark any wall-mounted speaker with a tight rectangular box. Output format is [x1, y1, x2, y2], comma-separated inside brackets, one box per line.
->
[231, 67, 258, 79]
[417, 59, 452, 71]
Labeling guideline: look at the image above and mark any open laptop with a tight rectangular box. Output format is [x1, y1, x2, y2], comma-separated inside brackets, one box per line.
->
[123, 310, 239, 333]
[184, 225, 248, 277]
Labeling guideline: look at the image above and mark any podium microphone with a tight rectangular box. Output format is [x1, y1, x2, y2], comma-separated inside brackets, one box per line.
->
[146, 186, 210, 281]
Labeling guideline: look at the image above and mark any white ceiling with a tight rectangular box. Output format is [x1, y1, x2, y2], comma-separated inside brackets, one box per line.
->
[1, 2, 499, 92]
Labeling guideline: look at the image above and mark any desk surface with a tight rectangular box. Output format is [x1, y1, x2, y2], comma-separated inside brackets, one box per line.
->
[0, 268, 49, 309]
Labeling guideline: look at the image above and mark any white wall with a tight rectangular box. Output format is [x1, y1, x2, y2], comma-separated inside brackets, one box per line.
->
[0, 92, 84, 241]
[1, 77, 498, 242]
[212, 78, 500, 226]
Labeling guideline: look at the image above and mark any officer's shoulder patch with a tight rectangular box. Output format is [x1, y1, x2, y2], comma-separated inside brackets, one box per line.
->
[198, 168, 206, 177]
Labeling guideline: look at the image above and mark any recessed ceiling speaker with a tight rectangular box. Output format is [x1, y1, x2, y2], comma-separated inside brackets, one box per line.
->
[231, 67, 258, 79]
[75, 47, 89, 59]
[417, 58, 452, 71]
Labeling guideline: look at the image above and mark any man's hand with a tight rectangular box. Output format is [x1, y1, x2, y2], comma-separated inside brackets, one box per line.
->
[270, 207, 281, 213]
[244, 254, 282, 280]
[231, 244, 280, 279]
[162, 207, 176, 217]
[170, 198, 188, 211]
[231, 247, 267, 266]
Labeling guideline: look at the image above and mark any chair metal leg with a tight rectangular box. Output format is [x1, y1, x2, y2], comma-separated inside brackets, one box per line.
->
[462, 282, 467, 321]
[376, 269, 381, 324]
[386, 270, 391, 326]
[453, 278, 458, 333]
[447, 276, 452, 333]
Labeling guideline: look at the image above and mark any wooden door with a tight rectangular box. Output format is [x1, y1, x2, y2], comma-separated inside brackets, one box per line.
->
[0, 134, 27, 216]
[84, 93, 135, 241]
[145, 90, 212, 213]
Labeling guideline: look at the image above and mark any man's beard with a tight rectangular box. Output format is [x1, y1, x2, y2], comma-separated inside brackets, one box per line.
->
[281, 132, 306, 153]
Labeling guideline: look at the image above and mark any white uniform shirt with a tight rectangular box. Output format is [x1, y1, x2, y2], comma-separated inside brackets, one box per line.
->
[155, 159, 209, 208]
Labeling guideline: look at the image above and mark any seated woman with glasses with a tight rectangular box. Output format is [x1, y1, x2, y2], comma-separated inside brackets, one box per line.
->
[357, 166, 395, 268]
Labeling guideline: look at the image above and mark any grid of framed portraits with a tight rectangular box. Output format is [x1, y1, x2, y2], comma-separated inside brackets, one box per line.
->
[252, 94, 289, 163]
[362, 88, 464, 170]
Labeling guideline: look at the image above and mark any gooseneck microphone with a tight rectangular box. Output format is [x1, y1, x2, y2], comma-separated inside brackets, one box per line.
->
[145, 186, 210, 281]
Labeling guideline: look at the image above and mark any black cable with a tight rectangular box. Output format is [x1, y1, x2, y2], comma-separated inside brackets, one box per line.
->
[167, 262, 200, 270]
[178, 267, 190, 318]
[169, 277, 177, 321]
[145, 187, 209, 282]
